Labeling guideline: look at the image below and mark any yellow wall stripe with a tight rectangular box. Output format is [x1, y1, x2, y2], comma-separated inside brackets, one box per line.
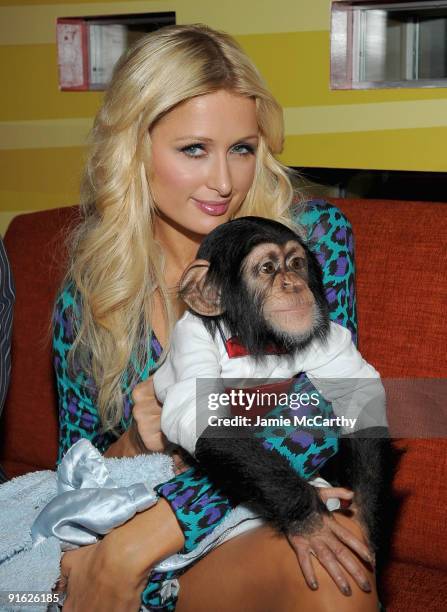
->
[281, 127, 447, 172]
[2, 98, 447, 149]
[284, 99, 447, 135]
[0, 147, 84, 211]
[0, 118, 92, 149]
[0, 44, 104, 122]
[0, 0, 331, 46]
[177, 0, 331, 37]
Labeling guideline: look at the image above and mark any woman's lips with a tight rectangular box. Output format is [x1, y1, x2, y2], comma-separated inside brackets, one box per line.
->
[192, 198, 231, 216]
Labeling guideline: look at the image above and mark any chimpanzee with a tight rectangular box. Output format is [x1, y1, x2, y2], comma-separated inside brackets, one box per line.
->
[154, 216, 390, 591]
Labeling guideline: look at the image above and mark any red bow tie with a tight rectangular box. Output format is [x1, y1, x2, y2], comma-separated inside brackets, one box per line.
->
[225, 336, 288, 358]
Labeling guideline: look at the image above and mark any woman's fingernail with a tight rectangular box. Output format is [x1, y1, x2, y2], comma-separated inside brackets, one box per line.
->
[311, 581, 318, 590]
[342, 585, 352, 596]
[362, 582, 372, 592]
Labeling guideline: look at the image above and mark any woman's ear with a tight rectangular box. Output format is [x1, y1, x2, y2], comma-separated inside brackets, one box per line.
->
[179, 259, 223, 316]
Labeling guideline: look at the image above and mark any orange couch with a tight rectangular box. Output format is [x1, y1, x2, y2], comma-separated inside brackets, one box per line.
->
[1, 199, 446, 611]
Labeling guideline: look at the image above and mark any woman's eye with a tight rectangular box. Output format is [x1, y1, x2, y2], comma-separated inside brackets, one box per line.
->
[179, 142, 256, 158]
[180, 144, 206, 158]
[231, 143, 255, 156]
[260, 261, 276, 274]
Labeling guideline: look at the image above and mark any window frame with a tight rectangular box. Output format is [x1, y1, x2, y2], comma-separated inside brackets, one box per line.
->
[331, 0, 447, 89]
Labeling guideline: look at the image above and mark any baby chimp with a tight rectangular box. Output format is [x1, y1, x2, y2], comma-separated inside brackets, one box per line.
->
[154, 216, 390, 587]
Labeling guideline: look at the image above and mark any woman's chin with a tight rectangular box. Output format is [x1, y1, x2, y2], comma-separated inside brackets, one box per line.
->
[188, 214, 233, 236]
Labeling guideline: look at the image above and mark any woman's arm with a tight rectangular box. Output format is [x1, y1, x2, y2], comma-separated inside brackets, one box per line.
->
[59, 498, 184, 612]
[54, 286, 190, 610]
[53, 282, 234, 557]
[53, 285, 118, 460]
[296, 198, 357, 340]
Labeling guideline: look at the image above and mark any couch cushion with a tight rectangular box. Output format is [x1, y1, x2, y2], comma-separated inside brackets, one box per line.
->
[389, 439, 447, 572]
[331, 198, 446, 378]
[1, 206, 79, 472]
[381, 559, 447, 611]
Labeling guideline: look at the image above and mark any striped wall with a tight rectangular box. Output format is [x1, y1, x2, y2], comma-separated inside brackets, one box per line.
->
[1, 0, 446, 234]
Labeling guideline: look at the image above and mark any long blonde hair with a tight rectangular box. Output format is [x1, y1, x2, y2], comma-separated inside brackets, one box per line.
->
[67, 24, 296, 431]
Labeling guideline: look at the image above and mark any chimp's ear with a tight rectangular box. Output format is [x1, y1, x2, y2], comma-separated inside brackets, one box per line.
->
[179, 259, 223, 317]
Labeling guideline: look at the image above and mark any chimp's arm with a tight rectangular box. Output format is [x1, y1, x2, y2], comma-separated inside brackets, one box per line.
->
[319, 428, 394, 552]
[195, 427, 328, 535]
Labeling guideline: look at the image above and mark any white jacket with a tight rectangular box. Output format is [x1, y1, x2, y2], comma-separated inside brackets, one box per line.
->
[154, 312, 387, 456]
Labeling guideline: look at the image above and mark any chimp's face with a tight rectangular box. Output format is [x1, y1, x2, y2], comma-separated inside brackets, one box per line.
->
[242, 240, 319, 342]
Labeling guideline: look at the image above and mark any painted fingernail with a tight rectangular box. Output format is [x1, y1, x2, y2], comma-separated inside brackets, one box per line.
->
[311, 581, 318, 590]
[362, 582, 372, 592]
[342, 585, 352, 596]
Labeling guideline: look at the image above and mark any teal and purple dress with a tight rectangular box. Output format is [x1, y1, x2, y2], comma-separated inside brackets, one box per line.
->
[53, 200, 360, 611]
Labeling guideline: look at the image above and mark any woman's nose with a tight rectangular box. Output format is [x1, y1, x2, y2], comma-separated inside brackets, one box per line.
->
[207, 154, 232, 196]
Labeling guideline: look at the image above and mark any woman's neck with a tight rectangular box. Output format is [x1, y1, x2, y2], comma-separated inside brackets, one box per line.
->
[153, 210, 203, 287]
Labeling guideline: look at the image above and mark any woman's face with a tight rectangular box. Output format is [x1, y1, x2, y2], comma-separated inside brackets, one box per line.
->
[149, 89, 259, 237]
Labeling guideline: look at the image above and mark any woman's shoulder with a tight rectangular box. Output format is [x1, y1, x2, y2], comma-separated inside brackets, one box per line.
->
[290, 198, 353, 247]
[290, 198, 351, 224]
[54, 280, 82, 329]
[55, 279, 78, 306]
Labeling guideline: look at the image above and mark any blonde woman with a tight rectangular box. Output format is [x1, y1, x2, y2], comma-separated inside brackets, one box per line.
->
[54, 24, 380, 611]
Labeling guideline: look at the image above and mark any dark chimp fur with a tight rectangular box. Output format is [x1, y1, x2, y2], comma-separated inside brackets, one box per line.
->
[319, 428, 401, 557]
[195, 426, 328, 535]
[193, 216, 330, 356]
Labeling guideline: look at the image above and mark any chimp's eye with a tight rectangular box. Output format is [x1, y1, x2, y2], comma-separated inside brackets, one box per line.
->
[289, 256, 306, 272]
[260, 261, 276, 275]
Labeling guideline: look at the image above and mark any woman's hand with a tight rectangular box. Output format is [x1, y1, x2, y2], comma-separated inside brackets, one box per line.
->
[58, 541, 147, 612]
[58, 499, 185, 611]
[286, 496, 375, 597]
[103, 424, 145, 458]
[131, 377, 167, 452]
[131, 377, 191, 474]
[104, 376, 168, 458]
